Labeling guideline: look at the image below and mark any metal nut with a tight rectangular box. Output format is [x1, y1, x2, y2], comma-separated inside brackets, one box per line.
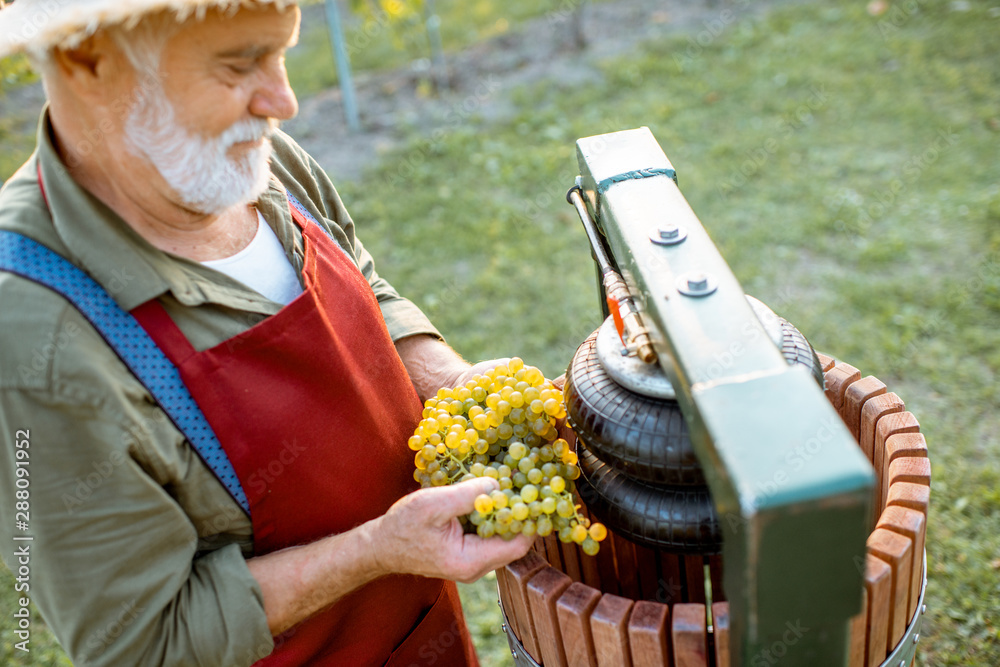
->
[913, 634, 920, 644]
[687, 273, 709, 291]
[650, 224, 688, 245]
[675, 271, 718, 298]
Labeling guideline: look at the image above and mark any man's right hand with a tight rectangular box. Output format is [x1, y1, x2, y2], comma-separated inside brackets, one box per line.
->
[248, 477, 533, 636]
[363, 477, 534, 584]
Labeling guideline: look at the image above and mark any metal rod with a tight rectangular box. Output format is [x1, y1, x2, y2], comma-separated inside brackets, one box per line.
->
[567, 187, 615, 274]
[424, 0, 449, 92]
[568, 186, 657, 363]
[323, 0, 361, 131]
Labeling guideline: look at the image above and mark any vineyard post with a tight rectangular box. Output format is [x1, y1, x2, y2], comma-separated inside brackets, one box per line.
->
[323, 0, 362, 131]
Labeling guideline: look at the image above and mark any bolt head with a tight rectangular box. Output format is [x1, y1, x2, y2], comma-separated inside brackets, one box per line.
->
[659, 225, 680, 240]
[687, 273, 710, 291]
[922, 604, 927, 614]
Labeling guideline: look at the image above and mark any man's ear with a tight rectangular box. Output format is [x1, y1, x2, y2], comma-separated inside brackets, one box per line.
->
[49, 33, 129, 100]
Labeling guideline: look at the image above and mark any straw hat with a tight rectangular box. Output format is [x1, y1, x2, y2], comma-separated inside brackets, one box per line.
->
[0, 0, 296, 59]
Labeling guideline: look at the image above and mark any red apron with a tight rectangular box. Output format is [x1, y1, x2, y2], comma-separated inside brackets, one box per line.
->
[129, 197, 479, 666]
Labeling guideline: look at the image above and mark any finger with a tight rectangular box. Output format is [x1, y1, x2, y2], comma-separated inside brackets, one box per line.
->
[420, 477, 500, 520]
[462, 533, 534, 579]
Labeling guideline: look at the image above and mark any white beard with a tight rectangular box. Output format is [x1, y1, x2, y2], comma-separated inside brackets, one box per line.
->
[124, 80, 274, 215]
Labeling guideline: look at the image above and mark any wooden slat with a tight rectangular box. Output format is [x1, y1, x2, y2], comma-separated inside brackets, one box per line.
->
[816, 351, 836, 372]
[580, 542, 603, 591]
[886, 456, 931, 489]
[712, 602, 731, 667]
[859, 392, 904, 463]
[671, 603, 708, 667]
[533, 537, 547, 556]
[561, 539, 583, 583]
[527, 566, 574, 667]
[885, 481, 930, 516]
[848, 588, 867, 667]
[505, 551, 549, 663]
[593, 531, 618, 595]
[864, 554, 892, 667]
[872, 412, 920, 525]
[658, 551, 684, 605]
[545, 534, 565, 571]
[825, 361, 860, 412]
[842, 376, 887, 441]
[556, 582, 602, 667]
[881, 433, 928, 510]
[877, 506, 927, 622]
[496, 567, 520, 644]
[867, 528, 914, 654]
[634, 543, 660, 601]
[708, 555, 726, 602]
[613, 533, 640, 600]
[684, 555, 707, 604]
[591, 594, 634, 667]
[628, 600, 669, 667]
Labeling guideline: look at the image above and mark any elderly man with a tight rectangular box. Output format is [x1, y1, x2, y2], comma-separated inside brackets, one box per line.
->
[0, 0, 534, 664]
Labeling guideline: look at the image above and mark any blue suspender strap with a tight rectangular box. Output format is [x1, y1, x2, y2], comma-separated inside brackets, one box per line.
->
[0, 230, 251, 515]
[286, 190, 319, 227]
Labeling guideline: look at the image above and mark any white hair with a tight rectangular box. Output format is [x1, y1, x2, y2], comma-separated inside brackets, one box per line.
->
[28, 10, 179, 76]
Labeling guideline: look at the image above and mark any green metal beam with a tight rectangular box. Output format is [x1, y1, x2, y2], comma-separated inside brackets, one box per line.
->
[575, 127, 875, 666]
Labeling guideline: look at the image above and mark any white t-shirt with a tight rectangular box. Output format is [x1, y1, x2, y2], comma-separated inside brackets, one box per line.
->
[201, 210, 304, 305]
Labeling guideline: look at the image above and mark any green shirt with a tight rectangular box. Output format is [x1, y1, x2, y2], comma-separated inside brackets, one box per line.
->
[0, 110, 441, 666]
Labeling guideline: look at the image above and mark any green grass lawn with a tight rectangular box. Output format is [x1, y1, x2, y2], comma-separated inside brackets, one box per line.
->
[286, 0, 588, 98]
[336, 2, 999, 664]
[2, 0, 998, 665]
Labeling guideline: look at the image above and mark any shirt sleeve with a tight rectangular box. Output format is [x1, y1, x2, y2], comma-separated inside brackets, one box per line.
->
[0, 288, 273, 666]
[269, 132, 444, 343]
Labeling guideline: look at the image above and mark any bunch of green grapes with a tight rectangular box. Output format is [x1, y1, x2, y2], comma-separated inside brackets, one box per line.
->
[408, 358, 608, 556]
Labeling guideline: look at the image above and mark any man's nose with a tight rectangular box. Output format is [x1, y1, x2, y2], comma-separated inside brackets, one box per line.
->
[250, 61, 298, 122]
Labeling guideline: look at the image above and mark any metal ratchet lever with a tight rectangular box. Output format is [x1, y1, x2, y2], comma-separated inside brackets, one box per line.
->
[566, 185, 658, 364]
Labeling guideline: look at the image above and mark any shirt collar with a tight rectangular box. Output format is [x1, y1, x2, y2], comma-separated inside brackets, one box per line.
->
[35, 107, 295, 314]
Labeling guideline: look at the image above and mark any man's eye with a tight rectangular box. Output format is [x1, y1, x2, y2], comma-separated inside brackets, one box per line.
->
[226, 61, 255, 75]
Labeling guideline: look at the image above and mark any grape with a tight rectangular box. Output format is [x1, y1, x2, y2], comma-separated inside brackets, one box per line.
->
[490, 490, 508, 510]
[556, 499, 575, 518]
[407, 360, 608, 554]
[520, 484, 539, 504]
[589, 523, 608, 541]
[475, 494, 493, 514]
[550, 476, 566, 494]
